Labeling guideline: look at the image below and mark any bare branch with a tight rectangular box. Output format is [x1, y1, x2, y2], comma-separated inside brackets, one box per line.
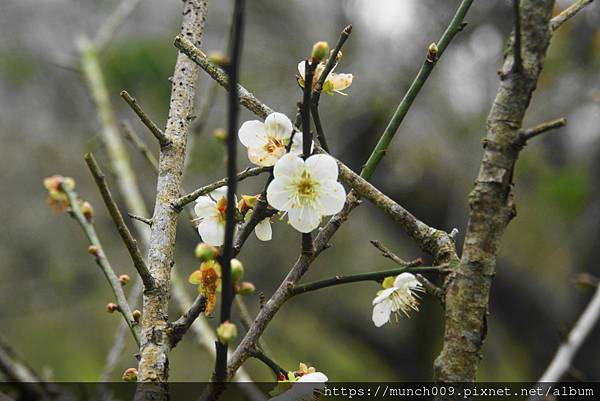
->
[169, 296, 207, 349]
[120, 90, 170, 147]
[550, 0, 595, 31]
[120, 120, 160, 173]
[84, 153, 155, 290]
[60, 182, 141, 345]
[519, 117, 567, 143]
[512, 0, 523, 72]
[128, 213, 153, 226]
[172, 166, 269, 210]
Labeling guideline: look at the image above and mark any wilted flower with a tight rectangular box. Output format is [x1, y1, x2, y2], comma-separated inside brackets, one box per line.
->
[266, 154, 346, 233]
[238, 112, 302, 167]
[194, 187, 235, 246]
[297, 59, 353, 95]
[269, 363, 328, 401]
[189, 260, 222, 316]
[372, 273, 424, 327]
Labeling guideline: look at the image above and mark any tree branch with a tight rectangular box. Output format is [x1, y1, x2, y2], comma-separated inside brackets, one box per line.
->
[171, 166, 269, 210]
[61, 182, 141, 345]
[120, 120, 160, 173]
[84, 153, 155, 290]
[301, 58, 316, 255]
[290, 265, 444, 296]
[94, 0, 144, 51]
[518, 117, 567, 144]
[434, 0, 557, 387]
[120, 90, 170, 147]
[360, 0, 472, 180]
[214, 0, 246, 385]
[513, 0, 523, 72]
[169, 296, 207, 349]
[550, 0, 595, 31]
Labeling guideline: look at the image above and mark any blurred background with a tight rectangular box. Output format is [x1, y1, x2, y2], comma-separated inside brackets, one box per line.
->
[0, 0, 599, 384]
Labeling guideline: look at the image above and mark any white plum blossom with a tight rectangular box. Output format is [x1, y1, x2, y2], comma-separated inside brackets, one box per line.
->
[266, 154, 346, 233]
[253, 215, 273, 242]
[372, 273, 424, 327]
[238, 112, 302, 167]
[269, 372, 328, 401]
[194, 186, 234, 246]
[297, 60, 353, 95]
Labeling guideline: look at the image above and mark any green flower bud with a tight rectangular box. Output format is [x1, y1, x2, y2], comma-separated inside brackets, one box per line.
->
[311, 41, 330, 62]
[230, 258, 244, 283]
[237, 281, 256, 296]
[216, 321, 237, 344]
[132, 310, 142, 323]
[195, 243, 219, 261]
[122, 367, 138, 382]
[80, 201, 94, 222]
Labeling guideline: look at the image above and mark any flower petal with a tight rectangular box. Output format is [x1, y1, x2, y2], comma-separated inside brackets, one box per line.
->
[266, 176, 293, 211]
[264, 112, 293, 140]
[197, 218, 225, 246]
[297, 372, 328, 383]
[393, 272, 419, 289]
[273, 153, 304, 179]
[210, 186, 228, 201]
[289, 133, 303, 156]
[238, 120, 267, 148]
[372, 300, 393, 327]
[372, 287, 397, 305]
[248, 146, 283, 167]
[317, 180, 346, 215]
[254, 218, 272, 241]
[287, 206, 321, 233]
[305, 154, 338, 181]
[297, 61, 306, 79]
[194, 196, 216, 219]
[328, 73, 353, 91]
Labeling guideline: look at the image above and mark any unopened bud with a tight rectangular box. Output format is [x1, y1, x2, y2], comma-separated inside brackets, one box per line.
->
[195, 242, 219, 261]
[427, 42, 438, 62]
[43, 176, 62, 191]
[132, 310, 141, 322]
[80, 201, 94, 222]
[212, 128, 227, 142]
[61, 177, 76, 191]
[237, 281, 256, 296]
[119, 274, 130, 285]
[237, 195, 258, 214]
[88, 245, 99, 256]
[122, 367, 138, 382]
[216, 321, 237, 344]
[230, 258, 244, 283]
[208, 52, 229, 67]
[574, 273, 598, 291]
[311, 41, 329, 62]
[106, 303, 119, 313]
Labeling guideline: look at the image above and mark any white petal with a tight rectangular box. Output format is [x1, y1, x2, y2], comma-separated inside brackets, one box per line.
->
[328, 73, 353, 91]
[238, 120, 267, 148]
[210, 186, 228, 202]
[372, 287, 397, 305]
[287, 206, 321, 233]
[393, 273, 419, 289]
[289, 133, 303, 156]
[248, 146, 282, 167]
[305, 154, 338, 181]
[273, 154, 304, 179]
[297, 372, 328, 383]
[254, 218, 272, 241]
[264, 112, 293, 140]
[266, 177, 293, 211]
[197, 218, 225, 246]
[372, 301, 393, 327]
[194, 196, 216, 219]
[317, 180, 346, 215]
[297, 61, 306, 79]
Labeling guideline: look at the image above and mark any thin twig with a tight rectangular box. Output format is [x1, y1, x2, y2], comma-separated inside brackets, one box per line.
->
[120, 120, 159, 173]
[550, 0, 595, 31]
[172, 167, 270, 210]
[311, 24, 353, 152]
[61, 183, 141, 345]
[120, 90, 170, 147]
[291, 266, 444, 296]
[128, 213, 153, 226]
[169, 296, 207, 349]
[84, 153, 155, 290]
[360, 0, 472, 180]
[214, 0, 246, 385]
[518, 117, 567, 144]
[370, 240, 410, 266]
[249, 350, 286, 378]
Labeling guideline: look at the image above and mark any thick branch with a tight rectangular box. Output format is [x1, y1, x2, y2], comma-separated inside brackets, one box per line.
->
[84, 153, 155, 290]
[61, 183, 141, 345]
[434, 0, 557, 386]
[120, 90, 170, 147]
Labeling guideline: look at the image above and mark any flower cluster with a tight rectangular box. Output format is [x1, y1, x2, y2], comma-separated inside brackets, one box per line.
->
[269, 363, 328, 401]
[372, 273, 424, 327]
